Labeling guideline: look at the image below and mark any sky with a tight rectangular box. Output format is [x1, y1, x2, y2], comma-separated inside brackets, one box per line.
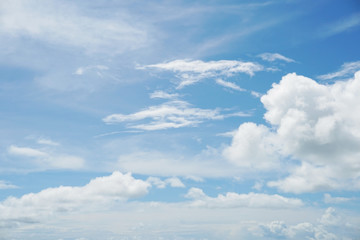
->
[1, 0, 360, 239]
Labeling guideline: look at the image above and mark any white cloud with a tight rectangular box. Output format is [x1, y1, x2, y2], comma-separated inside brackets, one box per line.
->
[258, 53, 295, 63]
[139, 59, 263, 88]
[103, 100, 247, 131]
[0, 172, 150, 225]
[318, 60, 360, 80]
[147, 177, 185, 188]
[323, 193, 353, 204]
[36, 138, 60, 146]
[321, 13, 360, 38]
[185, 187, 303, 208]
[8, 145, 85, 170]
[0, 181, 18, 190]
[224, 71, 360, 192]
[74, 65, 109, 76]
[0, 0, 148, 54]
[8, 145, 48, 157]
[149, 90, 179, 99]
[215, 78, 245, 91]
[223, 122, 280, 170]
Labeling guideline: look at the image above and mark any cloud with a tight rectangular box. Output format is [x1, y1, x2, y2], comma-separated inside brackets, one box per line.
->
[8, 145, 47, 157]
[323, 193, 353, 204]
[149, 90, 179, 99]
[215, 78, 245, 91]
[0, 0, 148, 54]
[7, 145, 85, 170]
[223, 122, 280, 170]
[258, 53, 295, 63]
[318, 60, 360, 80]
[0, 181, 18, 190]
[224, 71, 360, 192]
[321, 13, 360, 38]
[139, 59, 263, 88]
[36, 138, 60, 146]
[0, 172, 150, 226]
[147, 177, 185, 188]
[103, 100, 248, 131]
[185, 187, 303, 208]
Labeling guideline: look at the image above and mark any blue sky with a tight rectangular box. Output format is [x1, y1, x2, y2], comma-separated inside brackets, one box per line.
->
[1, 0, 360, 239]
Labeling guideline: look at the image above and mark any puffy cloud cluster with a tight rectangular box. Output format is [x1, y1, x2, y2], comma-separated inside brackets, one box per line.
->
[224, 71, 360, 193]
[0, 172, 150, 227]
[185, 187, 303, 208]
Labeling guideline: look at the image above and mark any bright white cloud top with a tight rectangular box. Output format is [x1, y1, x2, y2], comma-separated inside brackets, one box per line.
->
[1, 0, 360, 239]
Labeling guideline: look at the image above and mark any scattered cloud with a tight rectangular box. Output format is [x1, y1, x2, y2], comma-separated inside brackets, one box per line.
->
[74, 65, 109, 76]
[0, 0, 148, 54]
[36, 138, 60, 146]
[147, 176, 185, 188]
[138, 59, 263, 88]
[215, 78, 245, 91]
[321, 13, 360, 38]
[0, 181, 18, 190]
[318, 60, 360, 80]
[0, 172, 150, 226]
[8, 145, 85, 170]
[103, 100, 248, 131]
[185, 187, 303, 208]
[258, 53, 295, 63]
[149, 90, 179, 99]
[323, 193, 353, 204]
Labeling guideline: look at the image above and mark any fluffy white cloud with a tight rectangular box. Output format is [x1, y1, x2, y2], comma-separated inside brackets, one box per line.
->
[0, 172, 150, 226]
[8, 145, 85, 170]
[223, 122, 280, 170]
[0, 0, 147, 53]
[139, 59, 263, 88]
[318, 61, 360, 80]
[224, 71, 360, 193]
[103, 100, 248, 130]
[185, 187, 303, 208]
[258, 53, 295, 63]
[215, 78, 245, 91]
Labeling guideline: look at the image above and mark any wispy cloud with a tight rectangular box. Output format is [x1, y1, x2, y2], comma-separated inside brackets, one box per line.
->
[8, 145, 85, 170]
[0, 180, 18, 190]
[185, 187, 303, 208]
[321, 13, 360, 38]
[323, 193, 353, 204]
[103, 100, 249, 131]
[138, 59, 263, 88]
[318, 61, 360, 80]
[149, 90, 179, 99]
[215, 79, 245, 91]
[258, 53, 295, 63]
[0, 0, 148, 54]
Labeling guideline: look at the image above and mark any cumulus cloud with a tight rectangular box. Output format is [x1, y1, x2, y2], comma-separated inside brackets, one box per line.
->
[0, 172, 150, 226]
[258, 53, 295, 63]
[185, 187, 303, 208]
[224, 71, 360, 193]
[215, 78, 245, 91]
[0, 0, 147, 54]
[139, 59, 263, 88]
[318, 60, 360, 80]
[8, 145, 85, 170]
[103, 100, 248, 130]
